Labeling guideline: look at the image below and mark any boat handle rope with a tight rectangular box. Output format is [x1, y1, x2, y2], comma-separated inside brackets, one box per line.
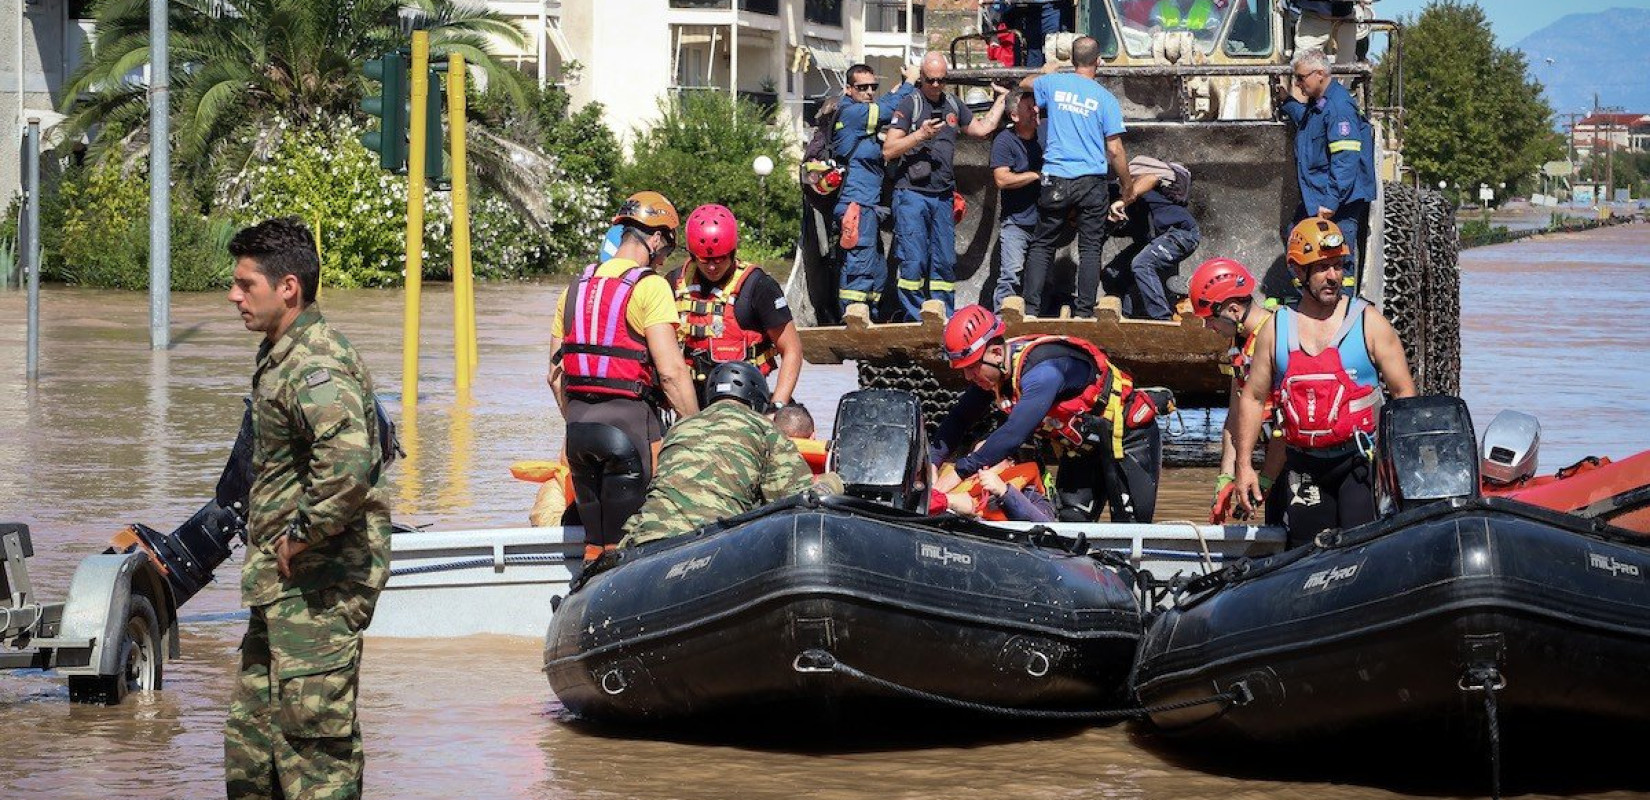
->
[1460, 665, 1506, 800]
[794, 649, 1248, 721]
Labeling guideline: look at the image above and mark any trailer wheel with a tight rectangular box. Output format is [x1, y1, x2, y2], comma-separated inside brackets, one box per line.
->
[68, 594, 163, 705]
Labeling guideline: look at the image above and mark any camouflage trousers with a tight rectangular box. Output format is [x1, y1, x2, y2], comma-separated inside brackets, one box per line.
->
[225, 583, 379, 800]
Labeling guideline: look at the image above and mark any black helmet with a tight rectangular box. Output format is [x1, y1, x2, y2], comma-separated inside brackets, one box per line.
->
[704, 361, 771, 413]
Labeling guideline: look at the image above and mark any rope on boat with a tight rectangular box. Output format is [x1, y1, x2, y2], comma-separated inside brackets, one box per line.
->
[798, 649, 1247, 721]
[390, 553, 572, 577]
[1462, 665, 1506, 800]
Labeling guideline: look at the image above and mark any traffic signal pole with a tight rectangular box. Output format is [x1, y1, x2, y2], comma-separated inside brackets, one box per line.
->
[448, 53, 476, 391]
[402, 30, 430, 411]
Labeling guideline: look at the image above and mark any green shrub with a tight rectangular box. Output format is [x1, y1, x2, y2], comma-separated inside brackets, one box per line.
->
[232, 121, 408, 287]
[619, 91, 801, 261]
[50, 161, 233, 291]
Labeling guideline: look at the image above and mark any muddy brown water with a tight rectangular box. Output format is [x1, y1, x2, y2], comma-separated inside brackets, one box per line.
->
[2, 224, 1647, 799]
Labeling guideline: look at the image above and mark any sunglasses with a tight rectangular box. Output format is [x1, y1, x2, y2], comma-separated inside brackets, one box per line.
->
[852, 82, 879, 91]
[1292, 70, 1324, 83]
[919, 76, 945, 86]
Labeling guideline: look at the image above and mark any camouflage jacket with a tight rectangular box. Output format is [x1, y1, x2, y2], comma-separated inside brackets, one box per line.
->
[621, 400, 813, 547]
[243, 307, 391, 608]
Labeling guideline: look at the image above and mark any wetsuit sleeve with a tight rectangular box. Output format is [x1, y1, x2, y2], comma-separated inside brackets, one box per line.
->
[931, 386, 993, 464]
[954, 362, 1064, 477]
[1324, 105, 1365, 208]
[1000, 486, 1057, 523]
[294, 362, 377, 541]
[741, 271, 794, 331]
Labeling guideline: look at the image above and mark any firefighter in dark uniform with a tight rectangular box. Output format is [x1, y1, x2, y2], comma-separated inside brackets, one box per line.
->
[669, 203, 803, 407]
[1280, 46, 1376, 293]
[930, 304, 1163, 523]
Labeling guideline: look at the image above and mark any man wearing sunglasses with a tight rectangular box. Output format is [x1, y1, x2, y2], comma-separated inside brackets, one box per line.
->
[1278, 46, 1376, 295]
[883, 53, 1009, 321]
[832, 62, 919, 319]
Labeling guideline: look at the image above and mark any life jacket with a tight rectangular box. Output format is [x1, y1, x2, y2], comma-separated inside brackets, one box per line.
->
[1219, 310, 1273, 388]
[674, 262, 777, 376]
[998, 336, 1139, 459]
[561, 262, 657, 400]
[957, 462, 1044, 522]
[791, 438, 829, 475]
[1155, 0, 1214, 30]
[1272, 299, 1380, 451]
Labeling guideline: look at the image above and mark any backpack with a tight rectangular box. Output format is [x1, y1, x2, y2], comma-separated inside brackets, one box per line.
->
[1129, 155, 1193, 205]
[801, 95, 842, 167]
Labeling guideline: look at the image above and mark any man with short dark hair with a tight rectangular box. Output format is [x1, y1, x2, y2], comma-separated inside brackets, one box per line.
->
[883, 52, 1008, 320]
[832, 62, 918, 318]
[1017, 36, 1132, 318]
[223, 217, 392, 800]
[990, 90, 1043, 309]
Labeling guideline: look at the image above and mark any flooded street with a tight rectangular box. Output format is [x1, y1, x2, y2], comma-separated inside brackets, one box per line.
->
[2, 223, 1646, 799]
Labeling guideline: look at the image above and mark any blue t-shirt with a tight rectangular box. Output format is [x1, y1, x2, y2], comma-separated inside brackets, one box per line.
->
[990, 129, 1043, 227]
[1032, 73, 1126, 179]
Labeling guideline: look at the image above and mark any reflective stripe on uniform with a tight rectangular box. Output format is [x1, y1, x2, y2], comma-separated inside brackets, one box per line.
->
[840, 289, 870, 301]
[897, 278, 925, 291]
[1328, 140, 1362, 153]
[930, 281, 956, 292]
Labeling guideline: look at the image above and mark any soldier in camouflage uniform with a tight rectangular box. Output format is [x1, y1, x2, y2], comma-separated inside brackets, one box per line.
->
[222, 217, 392, 800]
[622, 361, 814, 546]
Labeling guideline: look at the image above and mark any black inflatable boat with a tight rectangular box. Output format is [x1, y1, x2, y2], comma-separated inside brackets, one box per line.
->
[1134, 397, 1650, 744]
[543, 493, 1143, 723]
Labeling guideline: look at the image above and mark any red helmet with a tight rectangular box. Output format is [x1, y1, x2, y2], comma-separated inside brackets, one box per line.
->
[1188, 257, 1256, 318]
[943, 305, 1005, 368]
[685, 204, 739, 260]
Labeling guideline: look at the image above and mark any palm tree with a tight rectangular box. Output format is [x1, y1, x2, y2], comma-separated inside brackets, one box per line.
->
[63, 0, 527, 191]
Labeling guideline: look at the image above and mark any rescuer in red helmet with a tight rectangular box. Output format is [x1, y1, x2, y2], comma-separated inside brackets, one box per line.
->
[667, 203, 804, 409]
[1188, 257, 1285, 523]
[930, 304, 1163, 523]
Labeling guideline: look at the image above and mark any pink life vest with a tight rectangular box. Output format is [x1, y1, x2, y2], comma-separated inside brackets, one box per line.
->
[1273, 299, 1379, 450]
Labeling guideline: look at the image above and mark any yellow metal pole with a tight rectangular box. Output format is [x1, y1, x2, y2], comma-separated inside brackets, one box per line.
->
[448, 53, 475, 390]
[313, 211, 323, 303]
[402, 30, 429, 410]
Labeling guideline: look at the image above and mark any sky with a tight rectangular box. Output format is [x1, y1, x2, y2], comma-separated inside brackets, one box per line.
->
[1372, 0, 1650, 46]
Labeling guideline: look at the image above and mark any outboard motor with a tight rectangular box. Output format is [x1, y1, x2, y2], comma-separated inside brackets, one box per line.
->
[828, 389, 929, 512]
[1480, 410, 1541, 487]
[1375, 396, 1480, 516]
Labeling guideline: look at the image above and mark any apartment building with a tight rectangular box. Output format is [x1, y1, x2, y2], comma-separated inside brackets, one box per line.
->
[2, 0, 89, 205]
[496, 0, 927, 143]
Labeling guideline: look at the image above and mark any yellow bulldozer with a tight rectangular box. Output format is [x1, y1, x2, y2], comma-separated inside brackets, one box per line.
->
[784, 0, 1458, 420]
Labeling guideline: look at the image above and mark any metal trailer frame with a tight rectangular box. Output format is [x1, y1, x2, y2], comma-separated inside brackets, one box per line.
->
[1, 524, 179, 704]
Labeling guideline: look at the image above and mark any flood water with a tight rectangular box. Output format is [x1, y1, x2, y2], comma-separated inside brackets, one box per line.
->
[1, 223, 1646, 799]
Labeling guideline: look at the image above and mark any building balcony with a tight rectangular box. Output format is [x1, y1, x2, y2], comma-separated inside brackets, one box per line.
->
[805, 0, 842, 27]
[865, 1, 924, 34]
[669, 0, 780, 13]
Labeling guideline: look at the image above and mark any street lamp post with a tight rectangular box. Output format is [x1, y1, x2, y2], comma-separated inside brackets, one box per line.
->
[753, 155, 774, 245]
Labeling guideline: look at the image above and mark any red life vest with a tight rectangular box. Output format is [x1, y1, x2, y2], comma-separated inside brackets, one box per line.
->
[998, 336, 1137, 458]
[1273, 299, 1379, 450]
[674, 262, 777, 375]
[561, 262, 657, 400]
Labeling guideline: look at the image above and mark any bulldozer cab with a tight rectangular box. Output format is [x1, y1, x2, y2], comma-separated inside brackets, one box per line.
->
[786, 1, 1459, 406]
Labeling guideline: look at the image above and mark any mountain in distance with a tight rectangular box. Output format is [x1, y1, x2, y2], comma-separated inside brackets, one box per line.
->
[1514, 7, 1650, 118]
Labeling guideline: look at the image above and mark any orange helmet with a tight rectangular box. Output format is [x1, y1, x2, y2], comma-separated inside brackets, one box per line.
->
[613, 191, 680, 232]
[943, 305, 1005, 368]
[1287, 217, 1349, 267]
[1188, 257, 1256, 318]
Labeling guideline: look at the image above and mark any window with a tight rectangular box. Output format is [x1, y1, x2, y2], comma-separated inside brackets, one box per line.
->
[1223, 0, 1273, 57]
[805, 0, 842, 27]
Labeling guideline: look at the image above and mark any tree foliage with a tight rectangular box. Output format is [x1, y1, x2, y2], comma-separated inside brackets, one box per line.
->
[63, 0, 526, 192]
[619, 92, 801, 261]
[1374, 1, 1563, 192]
